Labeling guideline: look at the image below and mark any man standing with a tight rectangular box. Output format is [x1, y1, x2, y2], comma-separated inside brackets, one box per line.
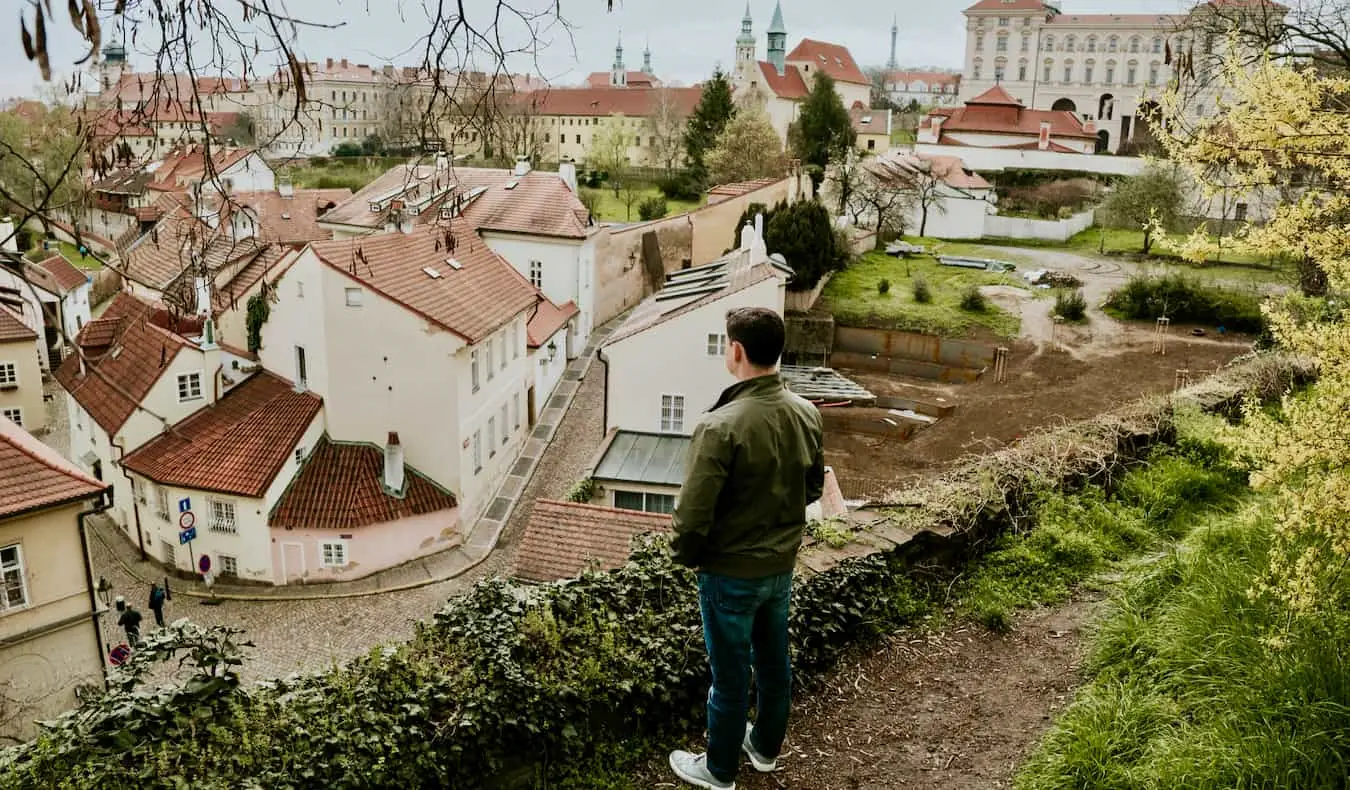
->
[668, 307, 825, 790]
[115, 595, 143, 645]
[148, 583, 167, 628]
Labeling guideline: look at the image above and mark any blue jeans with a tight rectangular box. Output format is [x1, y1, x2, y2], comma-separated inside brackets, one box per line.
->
[697, 570, 793, 783]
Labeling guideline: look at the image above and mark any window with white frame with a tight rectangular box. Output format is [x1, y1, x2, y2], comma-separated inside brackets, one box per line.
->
[660, 394, 685, 433]
[473, 429, 482, 473]
[320, 541, 347, 567]
[486, 341, 495, 380]
[471, 349, 480, 392]
[498, 336, 506, 371]
[219, 554, 239, 577]
[706, 333, 726, 356]
[0, 362, 17, 388]
[513, 392, 521, 429]
[1, 408, 21, 427]
[501, 403, 509, 444]
[133, 477, 146, 504]
[613, 490, 677, 515]
[512, 323, 520, 359]
[529, 260, 543, 288]
[1, 545, 28, 611]
[154, 485, 170, 520]
[488, 416, 497, 456]
[294, 346, 308, 390]
[177, 372, 203, 402]
[344, 287, 363, 307]
[209, 500, 237, 534]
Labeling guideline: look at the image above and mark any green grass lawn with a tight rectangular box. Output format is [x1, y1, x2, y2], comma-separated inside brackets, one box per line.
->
[26, 240, 101, 271]
[890, 128, 917, 145]
[981, 226, 1289, 273]
[281, 160, 390, 191]
[583, 185, 701, 223]
[822, 249, 1025, 337]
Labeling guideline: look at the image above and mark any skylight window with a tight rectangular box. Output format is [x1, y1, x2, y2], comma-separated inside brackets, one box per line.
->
[422, 266, 441, 279]
[504, 180, 518, 190]
[445, 257, 462, 270]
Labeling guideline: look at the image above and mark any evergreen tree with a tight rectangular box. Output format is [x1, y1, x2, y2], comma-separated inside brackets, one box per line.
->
[683, 69, 736, 187]
[789, 73, 857, 188]
[765, 199, 849, 291]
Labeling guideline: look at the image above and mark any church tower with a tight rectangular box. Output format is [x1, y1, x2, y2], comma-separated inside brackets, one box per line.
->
[767, 1, 787, 76]
[611, 35, 627, 87]
[734, 4, 757, 86]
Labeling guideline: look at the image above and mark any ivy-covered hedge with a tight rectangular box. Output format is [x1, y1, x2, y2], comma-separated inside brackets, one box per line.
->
[0, 355, 1311, 789]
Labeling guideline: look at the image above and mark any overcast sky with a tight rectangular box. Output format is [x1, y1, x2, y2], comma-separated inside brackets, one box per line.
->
[3, 0, 1198, 101]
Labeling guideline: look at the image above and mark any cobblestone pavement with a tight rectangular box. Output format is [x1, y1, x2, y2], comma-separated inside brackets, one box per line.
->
[74, 323, 616, 683]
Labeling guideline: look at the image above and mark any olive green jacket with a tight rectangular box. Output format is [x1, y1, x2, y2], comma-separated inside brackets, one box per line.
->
[671, 373, 825, 578]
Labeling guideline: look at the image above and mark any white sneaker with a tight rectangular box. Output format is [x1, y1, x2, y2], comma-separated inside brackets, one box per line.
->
[742, 723, 778, 773]
[669, 750, 735, 789]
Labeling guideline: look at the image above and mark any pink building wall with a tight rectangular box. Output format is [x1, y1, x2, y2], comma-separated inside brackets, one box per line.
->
[268, 508, 461, 584]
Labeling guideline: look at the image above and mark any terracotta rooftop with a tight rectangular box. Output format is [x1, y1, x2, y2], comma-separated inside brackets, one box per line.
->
[146, 146, 255, 191]
[707, 177, 781, 199]
[319, 163, 497, 229]
[0, 415, 106, 519]
[584, 71, 661, 88]
[786, 39, 869, 86]
[605, 251, 791, 347]
[54, 292, 191, 434]
[308, 224, 540, 344]
[923, 94, 1095, 141]
[851, 104, 890, 136]
[528, 86, 702, 117]
[37, 254, 91, 294]
[867, 152, 993, 191]
[964, 0, 1048, 11]
[754, 61, 810, 100]
[121, 371, 321, 497]
[514, 499, 671, 582]
[0, 305, 37, 343]
[122, 208, 267, 289]
[270, 436, 458, 530]
[460, 170, 592, 240]
[1, 254, 60, 300]
[527, 297, 579, 348]
[205, 187, 352, 244]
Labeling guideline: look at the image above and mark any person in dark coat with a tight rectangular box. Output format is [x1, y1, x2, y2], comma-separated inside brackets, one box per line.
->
[115, 596, 143, 644]
[148, 583, 168, 628]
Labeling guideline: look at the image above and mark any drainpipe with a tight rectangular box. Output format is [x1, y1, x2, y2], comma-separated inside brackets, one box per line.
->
[212, 362, 223, 402]
[597, 347, 609, 439]
[112, 437, 147, 560]
[77, 485, 114, 683]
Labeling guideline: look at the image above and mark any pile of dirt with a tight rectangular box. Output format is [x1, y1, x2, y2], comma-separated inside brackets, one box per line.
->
[1034, 271, 1083, 288]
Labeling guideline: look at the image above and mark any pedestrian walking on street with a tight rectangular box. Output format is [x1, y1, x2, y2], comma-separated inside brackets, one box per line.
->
[116, 596, 143, 645]
[668, 307, 825, 790]
[148, 583, 167, 628]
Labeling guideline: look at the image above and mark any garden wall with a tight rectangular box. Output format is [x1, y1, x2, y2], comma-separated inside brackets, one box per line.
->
[983, 208, 1097, 242]
[831, 326, 998, 382]
[593, 214, 694, 326]
[915, 143, 1149, 177]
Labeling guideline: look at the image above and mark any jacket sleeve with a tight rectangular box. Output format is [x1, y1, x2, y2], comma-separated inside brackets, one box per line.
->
[671, 420, 732, 568]
[806, 413, 825, 505]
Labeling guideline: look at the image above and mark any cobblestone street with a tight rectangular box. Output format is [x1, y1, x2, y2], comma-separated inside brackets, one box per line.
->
[72, 341, 610, 683]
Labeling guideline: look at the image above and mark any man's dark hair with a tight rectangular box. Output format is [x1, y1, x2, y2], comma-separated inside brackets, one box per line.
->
[726, 307, 785, 368]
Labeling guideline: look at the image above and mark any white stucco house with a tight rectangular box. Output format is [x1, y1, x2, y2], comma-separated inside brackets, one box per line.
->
[0, 253, 92, 372]
[862, 151, 997, 240]
[526, 296, 580, 424]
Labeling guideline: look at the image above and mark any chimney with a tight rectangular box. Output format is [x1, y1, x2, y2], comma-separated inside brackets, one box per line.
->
[340, 58, 349, 69]
[383, 432, 406, 495]
[0, 217, 15, 253]
[326, 57, 334, 70]
[1083, 119, 1096, 135]
[383, 64, 394, 77]
[278, 177, 294, 199]
[194, 276, 214, 319]
[739, 219, 756, 251]
[558, 158, 578, 193]
[514, 156, 531, 177]
[396, 210, 414, 235]
[1038, 121, 1052, 150]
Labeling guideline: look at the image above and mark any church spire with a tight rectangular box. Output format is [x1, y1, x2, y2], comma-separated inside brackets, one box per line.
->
[611, 31, 627, 87]
[767, 1, 787, 75]
[887, 16, 899, 71]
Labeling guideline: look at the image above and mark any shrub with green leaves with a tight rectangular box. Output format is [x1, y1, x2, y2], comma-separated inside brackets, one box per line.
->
[638, 196, 668, 221]
[912, 276, 933, 303]
[1054, 289, 1089, 322]
[960, 286, 987, 312]
[1104, 273, 1264, 333]
[877, 278, 891, 295]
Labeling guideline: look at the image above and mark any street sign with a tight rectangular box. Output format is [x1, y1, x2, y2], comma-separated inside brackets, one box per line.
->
[178, 511, 196, 530]
[198, 555, 211, 574]
[178, 497, 192, 513]
[109, 644, 131, 666]
[178, 526, 196, 545]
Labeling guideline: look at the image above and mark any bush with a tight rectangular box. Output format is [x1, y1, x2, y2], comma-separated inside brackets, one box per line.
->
[877, 278, 891, 295]
[658, 173, 703, 202]
[564, 478, 597, 503]
[637, 196, 668, 222]
[577, 188, 601, 218]
[960, 286, 987, 312]
[1104, 273, 1265, 333]
[1054, 289, 1089, 322]
[912, 276, 932, 303]
[764, 199, 849, 292]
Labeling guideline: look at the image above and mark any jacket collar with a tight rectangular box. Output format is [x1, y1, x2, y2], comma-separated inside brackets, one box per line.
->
[710, 372, 783, 412]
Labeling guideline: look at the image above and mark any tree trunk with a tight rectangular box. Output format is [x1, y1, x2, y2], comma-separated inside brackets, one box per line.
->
[919, 204, 929, 237]
[1298, 255, 1329, 297]
[1142, 227, 1152, 256]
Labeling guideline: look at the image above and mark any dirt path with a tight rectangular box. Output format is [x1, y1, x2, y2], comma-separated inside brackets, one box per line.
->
[640, 599, 1099, 790]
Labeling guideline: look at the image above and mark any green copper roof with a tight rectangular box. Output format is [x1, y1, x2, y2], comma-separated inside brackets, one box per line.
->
[767, 1, 786, 34]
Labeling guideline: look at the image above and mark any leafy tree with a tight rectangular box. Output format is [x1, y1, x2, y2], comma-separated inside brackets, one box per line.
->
[586, 115, 632, 198]
[216, 112, 256, 146]
[683, 69, 736, 187]
[577, 188, 601, 219]
[646, 88, 689, 176]
[848, 160, 913, 246]
[730, 202, 774, 250]
[1154, 45, 1350, 618]
[788, 73, 856, 189]
[1102, 165, 1185, 255]
[638, 195, 668, 221]
[705, 107, 787, 187]
[765, 199, 849, 291]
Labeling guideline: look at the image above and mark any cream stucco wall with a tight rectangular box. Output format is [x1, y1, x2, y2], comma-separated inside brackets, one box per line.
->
[530, 325, 570, 423]
[0, 336, 46, 433]
[0, 501, 104, 741]
[690, 176, 811, 265]
[603, 272, 785, 436]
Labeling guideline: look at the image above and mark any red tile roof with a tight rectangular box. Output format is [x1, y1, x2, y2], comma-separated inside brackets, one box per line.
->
[529, 86, 702, 117]
[205, 188, 352, 245]
[585, 71, 661, 88]
[122, 208, 267, 289]
[867, 152, 993, 191]
[514, 499, 671, 582]
[965, 0, 1048, 11]
[461, 170, 591, 240]
[924, 92, 1095, 141]
[527, 297, 579, 348]
[786, 39, 869, 86]
[270, 436, 457, 530]
[54, 292, 191, 434]
[146, 146, 255, 191]
[120, 372, 322, 497]
[850, 104, 889, 136]
[308, 225, 540, 343]
[755, 61, 810, 100]
[968, 85, 1022, 106]
[37, 255, 90, 294]
[0, 305, 37, 343]
[0, 416, 106, 519]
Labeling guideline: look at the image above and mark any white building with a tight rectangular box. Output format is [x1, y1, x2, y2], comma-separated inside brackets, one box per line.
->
[526, 297, 580, 424]
[957, 0, 1285, 153]
[884, 70, 963, 108]
[862, 151, 997, 240]
[0, 253, 92, 372]
[731, 2, 872, 142]
[917, 85, 1097, 154]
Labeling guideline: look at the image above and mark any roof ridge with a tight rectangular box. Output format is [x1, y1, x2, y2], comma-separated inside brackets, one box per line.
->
[536, 498, 672, 520]
[0, 419, 105, 492]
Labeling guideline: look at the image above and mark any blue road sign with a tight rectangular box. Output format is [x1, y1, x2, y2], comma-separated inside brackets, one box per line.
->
[178, 498, 192, 513]
[179, 526, 196, 545]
